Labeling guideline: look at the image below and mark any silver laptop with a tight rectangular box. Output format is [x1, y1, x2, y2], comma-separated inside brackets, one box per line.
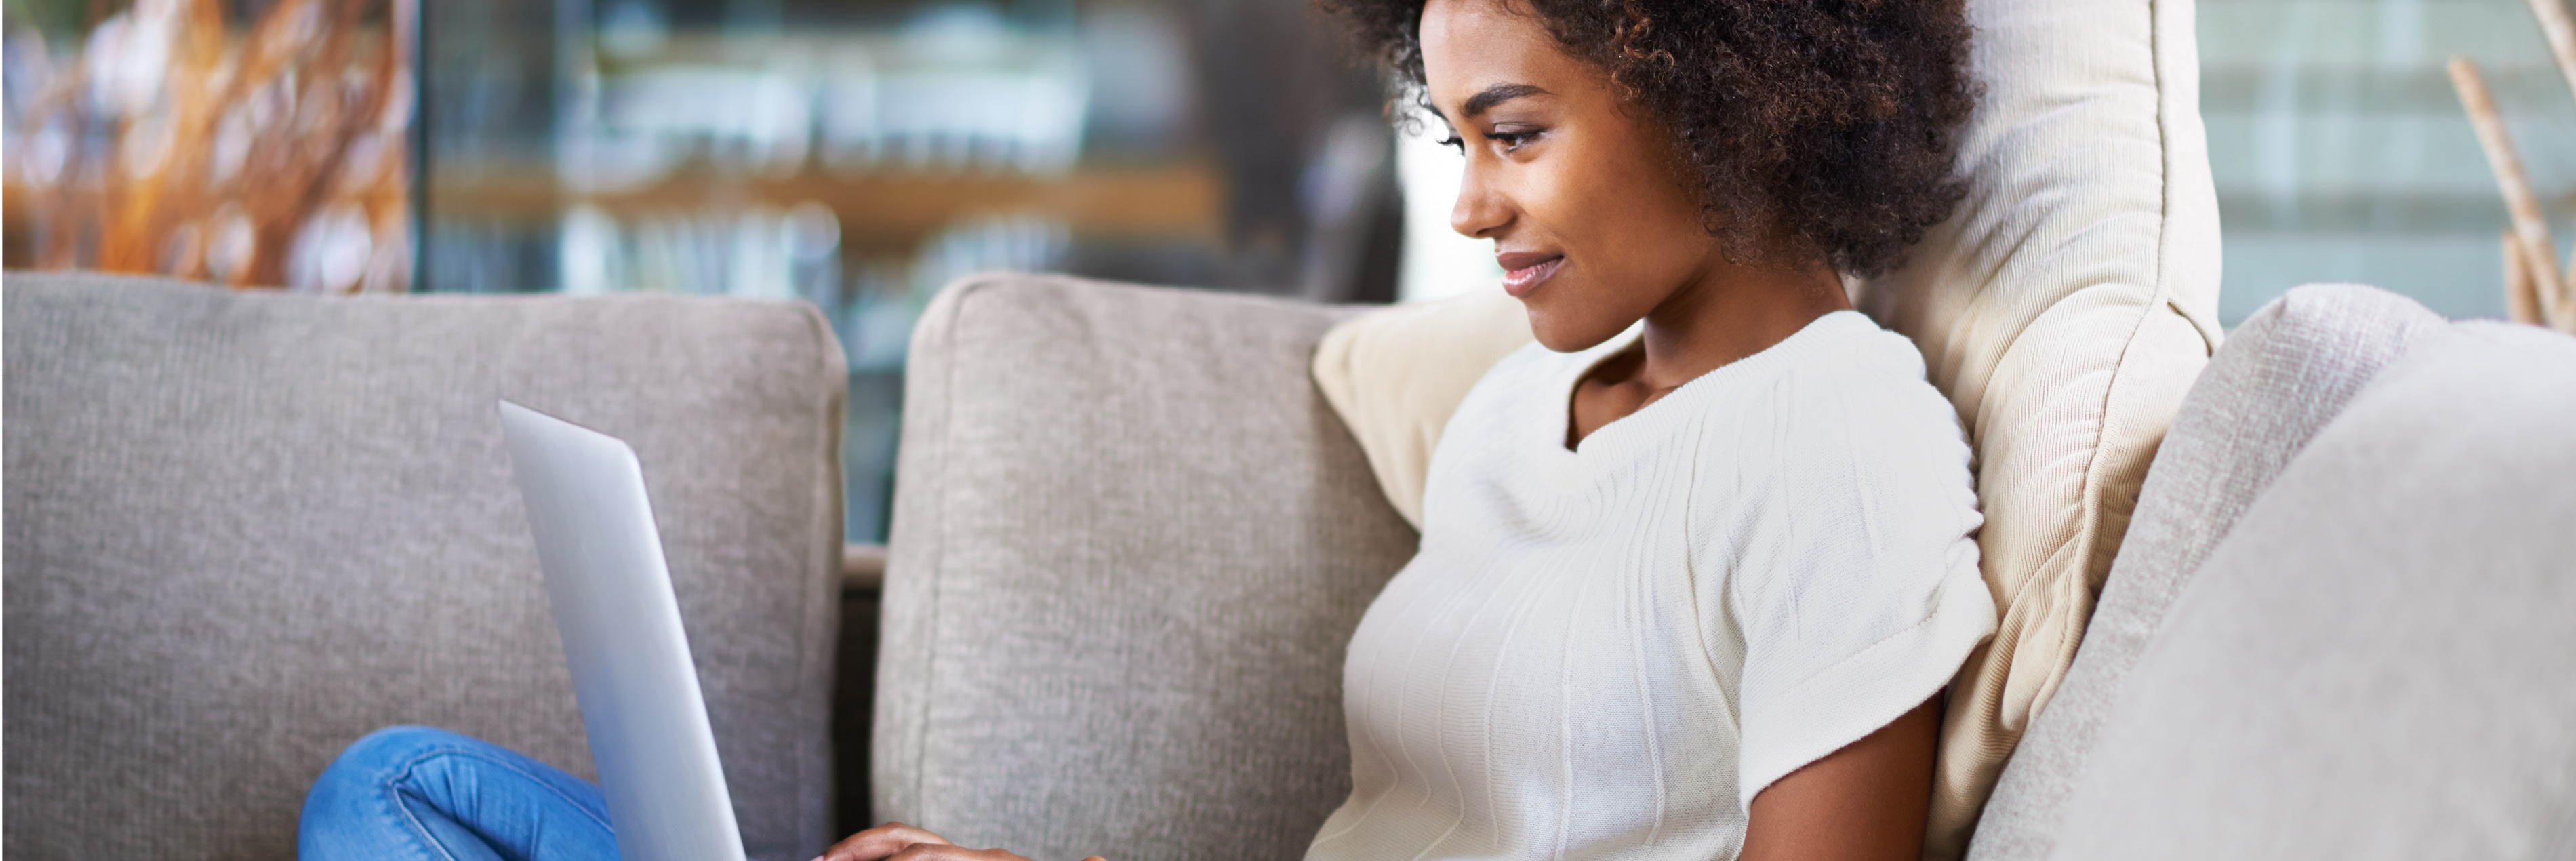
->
[500, 399, 748, 861]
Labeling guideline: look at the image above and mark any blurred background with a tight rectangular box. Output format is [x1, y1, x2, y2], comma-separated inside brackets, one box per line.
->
[2200, 0, 2576, 324]
[3, 0, 1409, 546]
[4, 0, 2573, 543]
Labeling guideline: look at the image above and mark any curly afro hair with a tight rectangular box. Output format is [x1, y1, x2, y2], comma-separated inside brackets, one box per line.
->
[1323, 0, 1976, 277]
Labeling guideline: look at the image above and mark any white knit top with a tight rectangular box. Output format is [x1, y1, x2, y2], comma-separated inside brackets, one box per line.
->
[1304, 310, 1995, 861]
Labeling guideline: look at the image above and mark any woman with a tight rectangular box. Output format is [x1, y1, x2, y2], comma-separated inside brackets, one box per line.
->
[302, 0, 1987, 858]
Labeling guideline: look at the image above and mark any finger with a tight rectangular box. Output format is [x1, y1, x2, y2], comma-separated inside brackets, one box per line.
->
[822, 830, 953, 861]
[817, 823, 954, 861]
[885, 845, 1031, 861]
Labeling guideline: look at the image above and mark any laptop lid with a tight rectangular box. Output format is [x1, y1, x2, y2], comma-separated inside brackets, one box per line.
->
[500, 399, 748, 861]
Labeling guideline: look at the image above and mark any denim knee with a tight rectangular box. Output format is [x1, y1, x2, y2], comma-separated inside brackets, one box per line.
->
[336, 725, 475, 768]
[309, 727, 460, 812]
[302, 725, 614, 861]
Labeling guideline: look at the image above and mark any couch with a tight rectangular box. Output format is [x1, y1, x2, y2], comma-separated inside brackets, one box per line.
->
[8, 267, 2570, 861]
[874, 273, 2576, 861]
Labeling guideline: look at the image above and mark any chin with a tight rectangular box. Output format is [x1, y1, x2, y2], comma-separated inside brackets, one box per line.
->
[1521, 301, 1629, 354]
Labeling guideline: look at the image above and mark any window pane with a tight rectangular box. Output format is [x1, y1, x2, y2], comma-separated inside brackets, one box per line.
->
[2203, 0, 2576, 324]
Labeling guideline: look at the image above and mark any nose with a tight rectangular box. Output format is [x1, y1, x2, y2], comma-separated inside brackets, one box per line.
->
[1449, 157, 1510, 240]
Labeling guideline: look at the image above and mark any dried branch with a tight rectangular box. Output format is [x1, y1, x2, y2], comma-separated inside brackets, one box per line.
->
[2506, 232, 2545, 325]
[2527, 0, 2576, 115]
[2450, 56, 2571, 330]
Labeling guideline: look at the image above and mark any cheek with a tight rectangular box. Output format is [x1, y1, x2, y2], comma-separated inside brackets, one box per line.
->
[1522, 182, 1718, 348]
[1539, 142, 1708, 273]
[1517, 193, 1668, 349]
[1544, 164, 1710, 285]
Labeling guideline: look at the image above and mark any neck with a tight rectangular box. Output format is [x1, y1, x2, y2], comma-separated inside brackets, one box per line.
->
[1628, 253, 1851, 391]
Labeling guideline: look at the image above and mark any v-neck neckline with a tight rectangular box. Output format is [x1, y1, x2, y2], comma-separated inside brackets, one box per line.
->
[1545, 311, 1868, 463]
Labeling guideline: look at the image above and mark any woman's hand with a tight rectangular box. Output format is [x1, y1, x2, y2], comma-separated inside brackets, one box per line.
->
[814, 822, 1105, 861]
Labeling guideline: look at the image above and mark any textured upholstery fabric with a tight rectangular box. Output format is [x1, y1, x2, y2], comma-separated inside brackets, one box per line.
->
[1969, 284, 2447, 861]
[2036, 321, 2576, 860]
[1848, 1, 2221, 851]
[874, 274, 1420, 861]
[3, 273, 846, 861]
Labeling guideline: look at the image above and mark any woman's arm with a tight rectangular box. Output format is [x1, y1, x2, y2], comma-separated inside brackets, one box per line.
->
[1739, 696, 1941, 861]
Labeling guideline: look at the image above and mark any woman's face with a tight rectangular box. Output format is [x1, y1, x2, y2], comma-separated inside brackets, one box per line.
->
[1420, 0, 1725, 352]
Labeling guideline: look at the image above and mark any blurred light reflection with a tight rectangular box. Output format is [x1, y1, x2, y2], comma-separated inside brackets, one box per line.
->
[3, 0, 418, 292]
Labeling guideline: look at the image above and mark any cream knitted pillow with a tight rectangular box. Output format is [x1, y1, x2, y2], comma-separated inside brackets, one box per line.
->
[1309, 1, 2219, 856]
[1853, 0, 2219, 855]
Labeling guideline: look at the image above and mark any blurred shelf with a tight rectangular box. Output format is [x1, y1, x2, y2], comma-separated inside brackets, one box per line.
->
[426, 162, 1224, 246]
[3, 161, 1225, 261]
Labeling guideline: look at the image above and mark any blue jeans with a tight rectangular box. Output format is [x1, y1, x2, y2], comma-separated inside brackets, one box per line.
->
[300, 726, 620, 861]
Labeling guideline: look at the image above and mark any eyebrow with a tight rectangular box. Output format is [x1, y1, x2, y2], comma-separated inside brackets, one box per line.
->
[1457, 83, 1550, 119]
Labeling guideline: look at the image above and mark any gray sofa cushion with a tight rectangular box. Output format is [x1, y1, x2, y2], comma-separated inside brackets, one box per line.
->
[874, 274, 1417, 861]
[2024, 318, 2576, 858]
[1971, 283, 2447, 859]
[4, 273, 845, 861]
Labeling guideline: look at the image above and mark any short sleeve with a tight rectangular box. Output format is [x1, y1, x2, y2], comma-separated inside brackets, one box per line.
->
[1717, 342, 1996, 809]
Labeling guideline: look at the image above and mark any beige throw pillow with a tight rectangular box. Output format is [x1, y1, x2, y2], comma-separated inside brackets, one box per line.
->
[1308, 1, 2220, 856]
[1312, 290, 1533, 530]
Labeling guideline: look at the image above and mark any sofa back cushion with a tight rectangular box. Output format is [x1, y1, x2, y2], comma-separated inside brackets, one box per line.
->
[874, 275, 1420, 861]
[3, 273, 846, 861]
[2017, 318, 2576, 858]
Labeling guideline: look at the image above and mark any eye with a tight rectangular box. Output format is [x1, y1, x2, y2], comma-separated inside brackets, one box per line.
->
[1437, 134, 1464, 151]
[1485, 125, 1544, 153]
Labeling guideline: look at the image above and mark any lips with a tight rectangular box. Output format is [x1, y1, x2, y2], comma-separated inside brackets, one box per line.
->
[1497, 252, 1565, 297]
